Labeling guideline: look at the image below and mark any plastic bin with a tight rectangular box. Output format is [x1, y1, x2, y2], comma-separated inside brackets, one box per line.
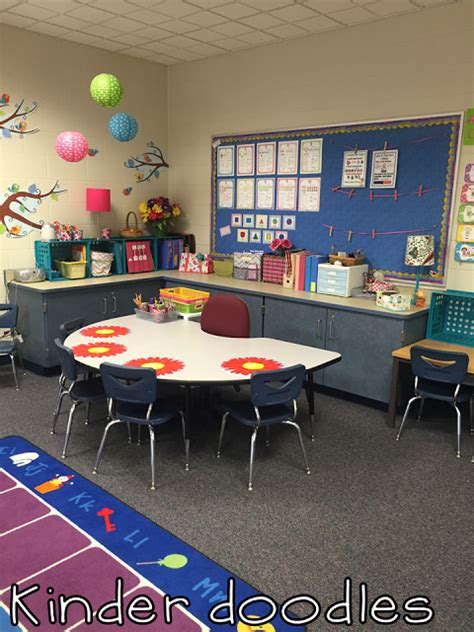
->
[160, 287, 210, 314]
[56, 260, 87, 279]
[427, 290, 474, 347]
[134, 307, 178, 323]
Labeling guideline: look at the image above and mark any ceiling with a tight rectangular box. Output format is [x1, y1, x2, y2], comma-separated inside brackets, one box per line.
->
[0, 0, 460, 65]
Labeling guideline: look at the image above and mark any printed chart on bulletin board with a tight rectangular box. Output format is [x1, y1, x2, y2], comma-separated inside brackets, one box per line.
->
[210, 114, 462, 285]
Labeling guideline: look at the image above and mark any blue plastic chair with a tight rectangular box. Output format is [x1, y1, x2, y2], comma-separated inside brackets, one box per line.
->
[59, 318, 86, 343]
[396, 346, 470, 458]
[217, 364, 310, 491]
[52, 338, 105, 458]
[94, 363, 185, 490]
[0, 303, 25, 390]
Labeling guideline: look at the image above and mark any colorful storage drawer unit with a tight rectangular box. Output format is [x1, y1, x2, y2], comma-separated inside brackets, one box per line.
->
[317, 263, 368, 297]
[160, 287, 210, 314]
[427, 290, 474, 347]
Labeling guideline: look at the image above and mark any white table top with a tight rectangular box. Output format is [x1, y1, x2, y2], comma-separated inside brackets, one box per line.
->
[65, 315, 341, 384]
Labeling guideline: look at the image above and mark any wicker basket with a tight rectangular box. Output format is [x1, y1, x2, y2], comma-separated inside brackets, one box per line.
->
[120, 211, 144, 238]
[328, 254, 365, 267]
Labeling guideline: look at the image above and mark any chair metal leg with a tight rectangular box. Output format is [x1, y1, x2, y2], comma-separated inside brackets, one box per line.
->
[453, 403, 462, 459]
[93, 419, 124, 474]
[85, 401, 91, 426]
[470, 395, 473, 436]
[51, 389, 68, 435]
[16, 351, 26, 375]
[265, 425, 270, 447]
[137, 423, 141, 446]
[248, 427, 258, 491]
[127, 422, 132, 444]
[217, 412, 228, 458]
[396, 396, 421, 441]
[149, 425, 156, 490]
[417, 398, 425, 421]
[9, 354, 19, 391]
[283, 420, 311, 475]
[62, 401, 80, 459]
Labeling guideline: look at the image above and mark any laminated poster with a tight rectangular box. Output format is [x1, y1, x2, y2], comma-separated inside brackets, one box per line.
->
[341, 150, 368, 188]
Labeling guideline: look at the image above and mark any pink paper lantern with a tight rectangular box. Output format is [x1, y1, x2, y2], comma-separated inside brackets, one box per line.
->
[55, 131, 89, 163]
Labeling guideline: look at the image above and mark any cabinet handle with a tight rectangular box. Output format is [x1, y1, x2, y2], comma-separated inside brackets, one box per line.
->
[102, 297, 107, 314]
[317, 319, 323, 338]
[112, 294, 117, 313]
[329, 316, 335, 340]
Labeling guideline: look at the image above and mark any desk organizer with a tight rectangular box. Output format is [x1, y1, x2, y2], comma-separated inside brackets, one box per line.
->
[427, 290, 474, 347]
[318, 263, 368, 297]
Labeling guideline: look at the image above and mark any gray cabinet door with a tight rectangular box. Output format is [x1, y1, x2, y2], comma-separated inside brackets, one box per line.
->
[110, 279, 162, 318]
[263, 298, 327, 383]
[324, 309, 404, 403]
[44, 288, 109, 366]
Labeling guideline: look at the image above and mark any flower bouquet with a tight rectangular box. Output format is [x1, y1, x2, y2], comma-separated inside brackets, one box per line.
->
[138, 196, 181, 237]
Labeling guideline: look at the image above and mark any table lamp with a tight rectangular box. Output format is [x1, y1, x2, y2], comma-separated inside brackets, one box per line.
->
[405, 235, 435, 305]
[86, 188, 111, 213]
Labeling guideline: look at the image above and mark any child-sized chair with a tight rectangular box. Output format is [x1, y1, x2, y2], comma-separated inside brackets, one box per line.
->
[94, 363, 186, 490]
[52, 338, 105, 458]
[396, 346, 470, 458]
[200, 294, 250, 338]
[0, 303, 25, 390]
[217, 364, 311, 491]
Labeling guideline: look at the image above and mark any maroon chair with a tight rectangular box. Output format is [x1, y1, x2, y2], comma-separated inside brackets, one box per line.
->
[200, 294, 250, 338]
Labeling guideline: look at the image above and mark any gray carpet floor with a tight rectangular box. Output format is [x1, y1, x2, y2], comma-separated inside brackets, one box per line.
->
[0, 367, 471, 631]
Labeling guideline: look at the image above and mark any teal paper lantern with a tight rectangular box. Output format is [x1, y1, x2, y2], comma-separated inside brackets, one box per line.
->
[108, 113, 138, 142]
[90, 73, 123, 107]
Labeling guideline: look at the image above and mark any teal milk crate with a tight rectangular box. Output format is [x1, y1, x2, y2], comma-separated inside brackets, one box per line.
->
[35, 240, 90, 281]
[427, 290, 474, 347]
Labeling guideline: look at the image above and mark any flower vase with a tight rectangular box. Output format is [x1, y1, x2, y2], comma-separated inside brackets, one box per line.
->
[149, 223, 168, 238]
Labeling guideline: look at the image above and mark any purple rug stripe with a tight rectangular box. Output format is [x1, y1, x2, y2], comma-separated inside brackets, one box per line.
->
[0, 471, 16, 493]
[2, 548, 140, 631]
[0, 515, 90, 591]
[0, 488, 50, 535]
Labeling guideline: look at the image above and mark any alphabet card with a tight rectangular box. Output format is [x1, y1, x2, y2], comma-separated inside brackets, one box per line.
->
[263, 230, 274, 243]
[460, 183, 474, 203]
[456, 224, 474, 242]
[250, 230, 261, 243]
[464, 164, 474, 183]
[231, 213, 242, 227]
[275, 231, 288, 240]
[458, 204, 474, 223]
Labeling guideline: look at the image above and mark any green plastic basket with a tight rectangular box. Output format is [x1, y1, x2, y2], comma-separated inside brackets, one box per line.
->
[427, 290, 474, 347]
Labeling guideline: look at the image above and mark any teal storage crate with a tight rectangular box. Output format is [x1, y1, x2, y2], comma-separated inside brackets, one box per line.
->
[35, 240, 89, 281]
[427, 290, 474, 347]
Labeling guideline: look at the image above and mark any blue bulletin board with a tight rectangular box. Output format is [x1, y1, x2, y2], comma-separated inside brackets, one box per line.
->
[210, 113, 462, 286]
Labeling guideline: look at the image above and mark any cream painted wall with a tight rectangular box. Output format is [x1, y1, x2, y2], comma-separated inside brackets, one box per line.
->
[0, 24, 168, 301]
[168, 0, 473, 292]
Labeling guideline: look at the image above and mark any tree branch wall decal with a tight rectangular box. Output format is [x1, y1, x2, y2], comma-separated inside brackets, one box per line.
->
[124, 141, 169, 184]
[0, 182, 66, 237]
[0, 95, 39, 138]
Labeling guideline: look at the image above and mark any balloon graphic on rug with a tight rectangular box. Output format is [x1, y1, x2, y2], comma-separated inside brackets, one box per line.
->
[90, 73, 123, 107]
[55, 131, 89, 162]
[137, 553, 188, 569]
[237, 617, 276, 632]
[108, 112, 138, 142]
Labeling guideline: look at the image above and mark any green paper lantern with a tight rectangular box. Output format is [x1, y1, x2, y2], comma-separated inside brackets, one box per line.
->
[90, 73, 123, 108]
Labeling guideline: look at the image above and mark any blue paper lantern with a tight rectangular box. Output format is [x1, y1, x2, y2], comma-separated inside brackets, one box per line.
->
[108, 113, 138, 142]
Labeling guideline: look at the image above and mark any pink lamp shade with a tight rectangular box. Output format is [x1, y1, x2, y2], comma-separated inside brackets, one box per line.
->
[86, 188, 111, 212]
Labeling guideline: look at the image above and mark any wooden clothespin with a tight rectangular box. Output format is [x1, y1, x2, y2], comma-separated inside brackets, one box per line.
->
[329, 226, 334, 237]
[354, 144, 359, 154]
[418, 185, 424, 197]
[383, 141, 388, 153]
[347, 230, 353, 242]
[372, 229, 376, 239]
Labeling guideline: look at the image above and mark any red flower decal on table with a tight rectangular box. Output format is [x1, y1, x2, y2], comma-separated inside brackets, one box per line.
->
[80, 325, 130, 338]
[221, 357, 283, 375]
[125, 357, 184, 376]
[72, 342, 127, 358]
